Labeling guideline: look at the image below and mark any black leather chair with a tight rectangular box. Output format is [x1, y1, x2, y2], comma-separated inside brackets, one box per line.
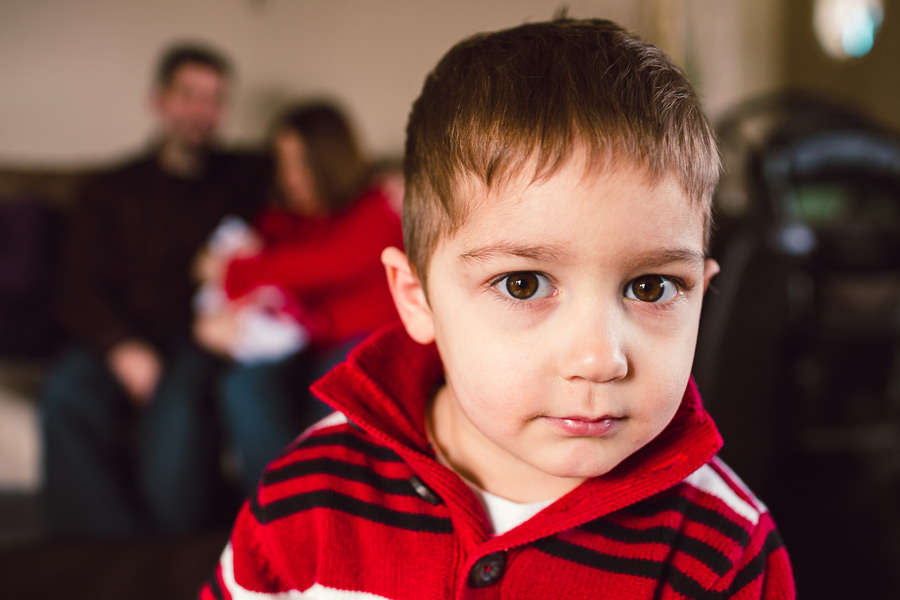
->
[694, 92, 900, 600]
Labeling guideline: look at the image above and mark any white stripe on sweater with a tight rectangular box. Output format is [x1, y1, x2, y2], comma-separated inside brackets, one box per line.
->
[292, 411, 350, 445]
[684, 461, 763, 526]
[220, 543, 391, 600]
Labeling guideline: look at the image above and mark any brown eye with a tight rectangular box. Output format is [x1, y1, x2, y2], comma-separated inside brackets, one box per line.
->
[626, 275, 677, 303]
[496, 271, 554, 301]
[506, 273, 539, 299]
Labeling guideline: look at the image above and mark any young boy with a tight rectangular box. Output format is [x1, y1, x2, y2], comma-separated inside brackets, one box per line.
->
[202, 17, 795, 599]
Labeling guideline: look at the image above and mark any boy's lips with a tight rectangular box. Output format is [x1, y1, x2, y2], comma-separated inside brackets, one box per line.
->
[542, 415, 623, 437]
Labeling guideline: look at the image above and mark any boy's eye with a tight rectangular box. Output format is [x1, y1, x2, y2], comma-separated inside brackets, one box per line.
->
[625, 275, 678, 303]
[496, 272, 554, 300]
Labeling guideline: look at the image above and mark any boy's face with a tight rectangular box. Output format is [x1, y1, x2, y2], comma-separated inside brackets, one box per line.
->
[386, 154, 718, 501]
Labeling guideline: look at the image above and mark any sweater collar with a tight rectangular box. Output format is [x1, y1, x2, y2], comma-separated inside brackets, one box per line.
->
[312, 323, 723, 545]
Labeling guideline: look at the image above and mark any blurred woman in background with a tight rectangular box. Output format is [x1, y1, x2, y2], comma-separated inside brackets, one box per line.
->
[194, 100, 403, 494]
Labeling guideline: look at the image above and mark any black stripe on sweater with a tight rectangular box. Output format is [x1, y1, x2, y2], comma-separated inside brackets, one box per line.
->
[727, 529, 786, 595]
[661, 528, 787, 599]
[533, 537, 666, 580]
[251, 489, 453, 534]
[207, 575, 225, 600]
[580, 520, 732, 576]
[263, 457, 418, 497]
[625, 492, 751, 548]
[537, 528, 785, 599]
[293, 431, 404, 463]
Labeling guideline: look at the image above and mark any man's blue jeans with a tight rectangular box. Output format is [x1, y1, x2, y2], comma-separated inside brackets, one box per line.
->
[217, 335, 366, 494]
[40, 334, 365, 538]
[40, 338, 225, 537]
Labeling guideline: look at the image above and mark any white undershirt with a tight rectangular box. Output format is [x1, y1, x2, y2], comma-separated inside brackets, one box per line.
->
[467, 482, 555, 535]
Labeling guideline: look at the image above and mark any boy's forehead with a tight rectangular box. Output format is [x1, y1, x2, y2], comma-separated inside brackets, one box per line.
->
[441, 158, 706, 261]
[457, 154, 696, 221]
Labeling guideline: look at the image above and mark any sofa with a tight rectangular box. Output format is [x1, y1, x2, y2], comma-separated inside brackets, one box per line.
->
[0, 166, 96, 359]
[0, 166, 96, 549]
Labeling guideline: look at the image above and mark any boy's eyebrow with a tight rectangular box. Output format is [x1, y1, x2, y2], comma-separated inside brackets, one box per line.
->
[458, 244, 706, 270]
[459, 242, 706, 270]
[458, 242, 572, 264]
[622, 247, 706, 271]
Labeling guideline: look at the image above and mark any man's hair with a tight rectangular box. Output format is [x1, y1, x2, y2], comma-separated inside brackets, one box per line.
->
[155, 43, 232, 88]
[403, 18, 720, 284]
[274, 100, 371, 212]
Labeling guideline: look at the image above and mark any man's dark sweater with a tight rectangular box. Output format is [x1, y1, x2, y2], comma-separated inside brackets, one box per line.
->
[55, 149, 266, 353]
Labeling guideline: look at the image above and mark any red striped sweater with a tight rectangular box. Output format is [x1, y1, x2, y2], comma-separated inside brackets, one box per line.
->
[201, 324, 795, 599]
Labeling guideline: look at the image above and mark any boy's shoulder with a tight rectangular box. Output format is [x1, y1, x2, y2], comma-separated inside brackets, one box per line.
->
[679, 457, 770, 527]
[244, 409, 458, 579]
[618, 455, 773, 546]
[260, 412, 411, 489]
[251, 411, 440, 524]
[567, 457, 786, 596]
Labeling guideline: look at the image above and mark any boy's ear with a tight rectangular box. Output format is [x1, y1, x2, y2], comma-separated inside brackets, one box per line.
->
[702, 258, 720, 293]
[381, 247, 435, 345]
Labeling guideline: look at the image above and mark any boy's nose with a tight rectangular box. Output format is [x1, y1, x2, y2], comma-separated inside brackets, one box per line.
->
[557, 311, 628, 384]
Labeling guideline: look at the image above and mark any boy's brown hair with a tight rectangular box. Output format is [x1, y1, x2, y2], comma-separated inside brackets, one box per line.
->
[403, 17, 720, 286]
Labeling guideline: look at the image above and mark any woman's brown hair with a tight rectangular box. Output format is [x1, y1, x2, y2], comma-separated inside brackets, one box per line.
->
[275, 100, 370, 212]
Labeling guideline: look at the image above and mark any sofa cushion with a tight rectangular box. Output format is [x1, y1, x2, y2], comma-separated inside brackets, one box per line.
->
[0, 197, 64, 358]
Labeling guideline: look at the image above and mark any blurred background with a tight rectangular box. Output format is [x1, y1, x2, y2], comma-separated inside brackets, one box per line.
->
[1, 0, 898, 598]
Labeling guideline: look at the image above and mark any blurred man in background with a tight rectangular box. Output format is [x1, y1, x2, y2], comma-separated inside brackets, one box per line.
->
[41, 42, 265, 537]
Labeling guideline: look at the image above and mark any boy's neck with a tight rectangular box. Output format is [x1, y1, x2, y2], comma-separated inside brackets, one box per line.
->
[427, 385, 584, 503]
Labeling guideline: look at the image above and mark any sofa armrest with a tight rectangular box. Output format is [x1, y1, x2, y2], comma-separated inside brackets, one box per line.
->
[0, 166, 99, 210]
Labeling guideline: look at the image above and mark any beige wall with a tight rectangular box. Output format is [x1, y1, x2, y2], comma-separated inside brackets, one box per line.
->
[0, 0, 783, 166]
[640, 0, 785, 118]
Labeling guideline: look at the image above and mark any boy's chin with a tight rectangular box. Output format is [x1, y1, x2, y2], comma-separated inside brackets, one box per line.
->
[543, 462, 618, 481]
[530, 454, 625, 484]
